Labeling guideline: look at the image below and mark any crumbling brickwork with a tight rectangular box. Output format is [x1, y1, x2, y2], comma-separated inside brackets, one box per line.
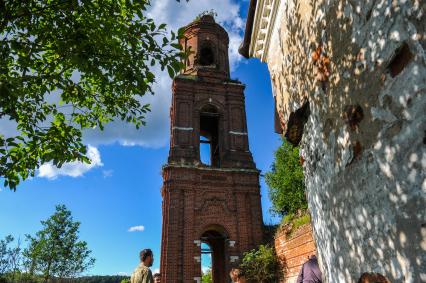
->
[160, 15, 263, 283]
[241, 0, 425, 282]
[275, 223, 317, 283]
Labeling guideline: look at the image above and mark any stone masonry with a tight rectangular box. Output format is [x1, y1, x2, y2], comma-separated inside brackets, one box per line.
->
[240, 0, 426, 282]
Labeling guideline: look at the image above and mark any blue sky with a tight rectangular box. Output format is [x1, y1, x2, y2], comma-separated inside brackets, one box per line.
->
[0, 0, 281, 276]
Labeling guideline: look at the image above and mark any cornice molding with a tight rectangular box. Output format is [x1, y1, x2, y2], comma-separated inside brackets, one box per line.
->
[249, 0, 281, 61]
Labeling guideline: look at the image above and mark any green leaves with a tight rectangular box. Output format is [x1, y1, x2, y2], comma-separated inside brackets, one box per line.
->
[0, 0, 186, 190]
[0, 235, 15, 275]
[240, 245, 280, 283]
[265, 139, 307, 216]
[201, 269, 212, 283]
[23, 205, 95, 280]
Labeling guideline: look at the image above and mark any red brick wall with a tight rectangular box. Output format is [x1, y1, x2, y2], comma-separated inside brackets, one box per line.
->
[161, 15, 263, 283]
[274, 223, 316, 283]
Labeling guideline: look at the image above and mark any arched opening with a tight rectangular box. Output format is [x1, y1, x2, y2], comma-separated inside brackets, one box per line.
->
[200, 105, 220, 167]
[200, 229, 228, 283]
[201, 242, 212, 282]
[199, 44, 215, 66]
[200, 136, 212, 166]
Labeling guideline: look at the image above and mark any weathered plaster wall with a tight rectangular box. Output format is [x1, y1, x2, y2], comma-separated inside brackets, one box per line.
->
[265, 1, 426, 282]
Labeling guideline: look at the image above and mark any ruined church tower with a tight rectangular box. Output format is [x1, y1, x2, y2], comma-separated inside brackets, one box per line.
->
[160, 15, 263, 283]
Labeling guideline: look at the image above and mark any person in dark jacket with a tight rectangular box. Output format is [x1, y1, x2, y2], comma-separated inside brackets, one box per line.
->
[296, 255, 322, 283]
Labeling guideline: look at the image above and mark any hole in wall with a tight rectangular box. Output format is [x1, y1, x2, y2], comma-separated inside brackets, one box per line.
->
[348, 141, 362, 167]
[366, 7, 373, 21]
[199, 46, 215, 66]
[274, 97, 284, 134]
[285, 101, 310, 146]
[343, 104, 364, 131]
[200, 105, 220, 167]
[388, 42, 413, 78]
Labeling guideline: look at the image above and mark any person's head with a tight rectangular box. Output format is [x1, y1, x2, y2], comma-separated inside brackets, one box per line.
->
[139, 249, 154, 267]
[229, 268, 245, 283]
[358, 272, 390, 283]
[153, 273, 161, 283]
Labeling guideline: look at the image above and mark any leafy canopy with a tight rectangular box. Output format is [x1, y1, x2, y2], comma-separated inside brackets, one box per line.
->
[201, 269, 212, 283]
[0, 235, 14, 276]
[265, 139, 307, 216]
[0, 0, 185, 190]
[23, 205, 95, 281]
[240, 245, 280, 283]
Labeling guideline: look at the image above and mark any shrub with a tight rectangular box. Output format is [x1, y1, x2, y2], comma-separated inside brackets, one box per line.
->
[201, 269, 212, 283]
[240, 245, 280, 283]
[265, 139, 307, 216]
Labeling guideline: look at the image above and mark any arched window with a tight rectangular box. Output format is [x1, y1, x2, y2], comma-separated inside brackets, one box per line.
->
[200, 228, 228, 282]
[200, 242, 212, 281]
[200, 105, 220, 167]
[199, 42, 215, 66]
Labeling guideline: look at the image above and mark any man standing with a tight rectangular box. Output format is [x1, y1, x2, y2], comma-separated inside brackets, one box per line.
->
[131, 249, 154, 283]
[296, 255, 322, 283]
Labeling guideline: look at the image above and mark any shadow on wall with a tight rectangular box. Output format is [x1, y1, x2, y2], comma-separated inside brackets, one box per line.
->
[272, 0, 426, 282]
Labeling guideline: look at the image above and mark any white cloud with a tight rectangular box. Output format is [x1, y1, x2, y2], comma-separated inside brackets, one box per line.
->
[202, 266, 211, 274]
[38, 146, 103, 179]
[0, 1, 246, 156]
[82, 68, 171, 148]
[102, 169, 114, 178]
[128, 225, 145, 232]
[153, 268, 160, 274]
[117, 272, 128, 276]
[84, 0, 245, 148]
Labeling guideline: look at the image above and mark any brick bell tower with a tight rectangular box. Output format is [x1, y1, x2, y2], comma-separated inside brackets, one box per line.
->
[160, 15, 263, 283]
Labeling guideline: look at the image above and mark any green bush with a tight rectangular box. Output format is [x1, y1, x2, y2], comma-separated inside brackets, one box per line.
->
[201, 269, 212, 283]
[240, 245, 280, 283]
[265, 139, 307, 216]
[1, 272, 43, 283]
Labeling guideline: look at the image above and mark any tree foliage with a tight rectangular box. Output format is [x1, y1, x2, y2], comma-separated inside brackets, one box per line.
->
[240, 245, 280, 283]
[0, 235, 14, 276]
[201, 269, 212, 283]
[0, 0, 185, 190]
[265, 139, 307, 216]
[0, 235, 21, 280]
[61, 275, 129, 283]
[23, 205, 95, 281]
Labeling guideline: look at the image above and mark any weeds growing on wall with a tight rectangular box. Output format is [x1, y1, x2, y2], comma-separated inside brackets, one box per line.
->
[280, 212, 311, 237]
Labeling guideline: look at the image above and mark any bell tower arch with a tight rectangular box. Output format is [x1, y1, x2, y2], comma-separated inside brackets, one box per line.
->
[160, 15, 263, 283]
